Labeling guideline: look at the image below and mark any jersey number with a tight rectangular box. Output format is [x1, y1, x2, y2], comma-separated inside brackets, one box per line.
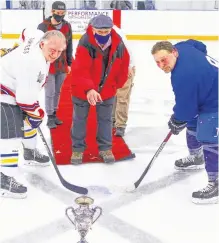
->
[206, 56, 219, 68]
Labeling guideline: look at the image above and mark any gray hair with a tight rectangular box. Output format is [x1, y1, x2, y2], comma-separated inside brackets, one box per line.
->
[151, 41, 175, 55]
[41, 30, 66, 43]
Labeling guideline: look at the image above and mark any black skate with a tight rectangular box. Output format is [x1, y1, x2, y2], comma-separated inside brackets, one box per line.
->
[23, 148, 50, 166]
[0, 172, 27, 199]
[192, 180, 218, 204]
[175, 153, 205, 170]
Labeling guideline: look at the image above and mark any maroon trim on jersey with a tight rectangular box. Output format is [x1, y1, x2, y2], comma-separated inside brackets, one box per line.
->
[22, 28, 26, 41]
[16, 102, 40, 112]
[0, 84, 16, 97]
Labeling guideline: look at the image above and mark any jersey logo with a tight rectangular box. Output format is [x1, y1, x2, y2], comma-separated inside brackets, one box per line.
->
[206, 56, 219, 68]
[37, 71, 45, 83]
[23, 37, 34, 54]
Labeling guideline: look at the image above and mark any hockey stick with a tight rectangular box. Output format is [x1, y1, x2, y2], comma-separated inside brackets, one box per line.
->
[37, 127, 88, 195]
[126, 131, 172, 192]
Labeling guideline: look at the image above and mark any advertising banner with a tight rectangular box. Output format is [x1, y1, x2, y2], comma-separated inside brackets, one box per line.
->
[66, 10, 113, 35]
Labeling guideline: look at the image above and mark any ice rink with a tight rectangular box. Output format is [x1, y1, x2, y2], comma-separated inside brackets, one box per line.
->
[0, 40, 219, 243]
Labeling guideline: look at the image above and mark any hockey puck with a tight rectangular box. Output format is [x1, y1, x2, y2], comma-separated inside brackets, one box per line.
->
[125, 185, 136, 193]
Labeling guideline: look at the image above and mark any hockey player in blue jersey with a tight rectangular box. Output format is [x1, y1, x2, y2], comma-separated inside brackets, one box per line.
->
[151, 39, 218, 204]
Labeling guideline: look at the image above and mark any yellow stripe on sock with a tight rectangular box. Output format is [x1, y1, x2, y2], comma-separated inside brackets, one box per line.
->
[24, 129, 37, 138]
[0, 158, 18, 165]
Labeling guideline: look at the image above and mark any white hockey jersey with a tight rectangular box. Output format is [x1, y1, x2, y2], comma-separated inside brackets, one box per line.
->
[18, 28, 44, 45]
[0, 31, 50, 117]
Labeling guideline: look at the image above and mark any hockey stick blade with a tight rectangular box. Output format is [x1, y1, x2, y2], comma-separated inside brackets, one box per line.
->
[37, 127, 88, 195]
[133, 131, 172, 190]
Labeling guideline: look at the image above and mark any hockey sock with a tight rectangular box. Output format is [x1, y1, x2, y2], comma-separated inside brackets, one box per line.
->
[203, 144, 218, 182]
[22, 120, 37, 149]
[0, 138, 21, 176]
[186, 128, 203, 156]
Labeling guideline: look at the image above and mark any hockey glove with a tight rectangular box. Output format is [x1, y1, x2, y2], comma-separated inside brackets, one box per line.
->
[24, 110, 44, 129]
[0, 45, 19, 57]
[168, 115, 187, 135]
[0, 48, 9, 57]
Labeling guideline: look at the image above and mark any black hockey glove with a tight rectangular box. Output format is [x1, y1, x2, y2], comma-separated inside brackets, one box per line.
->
[168, 115, 187, 135]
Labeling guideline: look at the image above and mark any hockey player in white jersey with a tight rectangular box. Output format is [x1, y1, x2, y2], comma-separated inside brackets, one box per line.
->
[0, 30, 67, 198]
[1, 28, 52, 166]
[18, 28, 52, 166]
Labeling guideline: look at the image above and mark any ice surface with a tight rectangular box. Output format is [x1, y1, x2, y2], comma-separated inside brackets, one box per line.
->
[0, 40, 218, 243]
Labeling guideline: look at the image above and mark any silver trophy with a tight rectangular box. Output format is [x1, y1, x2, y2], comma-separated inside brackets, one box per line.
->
[65, 196, 102, 243]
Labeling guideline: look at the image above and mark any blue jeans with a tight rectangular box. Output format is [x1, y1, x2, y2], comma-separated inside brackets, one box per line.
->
[71, 97, 115, 152]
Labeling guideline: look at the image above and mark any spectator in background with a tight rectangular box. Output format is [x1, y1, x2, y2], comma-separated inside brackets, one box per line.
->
[71, 15, 130, 164]
[19, 0, 45, 9]
[145, 0, 155, 10]
[110, 1, 132, 10]
[82, 0, 98, 10]
[37, 1, 73, 129]
[137, 1, 155, 10]
[112, 25, 135, 137]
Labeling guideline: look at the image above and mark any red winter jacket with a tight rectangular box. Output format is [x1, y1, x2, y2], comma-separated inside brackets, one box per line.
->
[71, 26, 130, 100]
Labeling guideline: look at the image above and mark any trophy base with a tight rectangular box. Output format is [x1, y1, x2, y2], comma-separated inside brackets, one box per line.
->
[77, 240, 88, 243]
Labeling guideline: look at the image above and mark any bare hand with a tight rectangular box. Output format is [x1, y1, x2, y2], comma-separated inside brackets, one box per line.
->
[67, 66, 71, 74]
[87, 89, 102, 106]
[128, 66, 135, 78]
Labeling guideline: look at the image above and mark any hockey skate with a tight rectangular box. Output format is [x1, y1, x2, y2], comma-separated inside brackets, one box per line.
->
[175, 153, 205, 170]
[23, 148, 50, 166]
[0, 172, 27, 199]
[192, 180, 218, 204]
[99, 150, 115, 163]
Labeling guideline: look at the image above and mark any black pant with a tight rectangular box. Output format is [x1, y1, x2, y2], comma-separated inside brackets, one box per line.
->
[71, 96, 115, 152]
[0, 102, 24, 139]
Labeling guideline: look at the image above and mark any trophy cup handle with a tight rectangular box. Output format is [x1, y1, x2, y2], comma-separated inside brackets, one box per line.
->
[65, 206, 77, 227]
[92, 206, 102, 225]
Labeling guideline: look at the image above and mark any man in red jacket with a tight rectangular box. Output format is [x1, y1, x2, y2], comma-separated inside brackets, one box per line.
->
[71, 15, 130, 164]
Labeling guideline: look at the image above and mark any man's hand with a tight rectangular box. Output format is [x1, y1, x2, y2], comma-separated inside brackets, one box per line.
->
[128, 66, 135, 79]
[87, 89, 102, 106]
[67, 66, 71, 74]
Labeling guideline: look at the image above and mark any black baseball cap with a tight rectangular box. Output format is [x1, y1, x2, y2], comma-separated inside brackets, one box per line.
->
[52, 1, 66, 10]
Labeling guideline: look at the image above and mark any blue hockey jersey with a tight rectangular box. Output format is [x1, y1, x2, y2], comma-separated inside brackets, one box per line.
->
[171, 39, 218, 121]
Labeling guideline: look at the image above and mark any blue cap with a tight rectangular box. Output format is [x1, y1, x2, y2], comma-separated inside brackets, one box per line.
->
[90, 15, 113, 29]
